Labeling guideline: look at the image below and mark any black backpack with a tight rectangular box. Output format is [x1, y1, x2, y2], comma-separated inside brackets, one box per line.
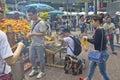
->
[68, 36, 82, 56]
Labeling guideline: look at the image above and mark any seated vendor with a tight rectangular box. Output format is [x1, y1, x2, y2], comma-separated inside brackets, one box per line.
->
[58, 28, 75, 57]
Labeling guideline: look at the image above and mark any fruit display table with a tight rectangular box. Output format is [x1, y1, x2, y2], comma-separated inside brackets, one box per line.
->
[45, 43, 64, 68]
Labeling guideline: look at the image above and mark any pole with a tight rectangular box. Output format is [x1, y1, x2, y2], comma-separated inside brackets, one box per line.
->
[15, 0, 18, 11]
[94, 0, 97, 14]
[66, 0, 68, 17]
[66, 0, 69, 29]
[97, 0, 99, 11]
[4, 0, 6, 18]
[85, 0, 88, 16]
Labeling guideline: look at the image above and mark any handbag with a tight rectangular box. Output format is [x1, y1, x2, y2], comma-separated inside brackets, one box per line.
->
[88, 29, 104, 63]
[88, 50, 103, 63]
[0, 63, 12, 80]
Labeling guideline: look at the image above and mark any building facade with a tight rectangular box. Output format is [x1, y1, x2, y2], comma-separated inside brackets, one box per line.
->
[106, 0, 120, 16]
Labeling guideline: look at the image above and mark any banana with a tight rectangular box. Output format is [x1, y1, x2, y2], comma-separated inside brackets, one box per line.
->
[81, 37, 89, 52]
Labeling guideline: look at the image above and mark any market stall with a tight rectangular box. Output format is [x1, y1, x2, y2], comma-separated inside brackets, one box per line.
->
[44, 34, 64, 68]
[45, 42, 64, 68]
[0, 18, 32, 72]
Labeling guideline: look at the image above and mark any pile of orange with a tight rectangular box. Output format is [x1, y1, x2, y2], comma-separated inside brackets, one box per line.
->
[0, 19, 31, 33]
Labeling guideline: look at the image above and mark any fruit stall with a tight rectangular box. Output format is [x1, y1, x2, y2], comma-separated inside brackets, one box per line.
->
[0, 5, 32, 71]
[44, 34, 64, 68]
[0, 18, 32, 70]
[0, 1, 65, 72]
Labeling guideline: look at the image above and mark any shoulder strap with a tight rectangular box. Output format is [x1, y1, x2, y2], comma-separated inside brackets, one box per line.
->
[45, 23, 49, 30]
[31, 20, 41, 31]
[100, 29, 104, 51]
[2, 62, 6, 74]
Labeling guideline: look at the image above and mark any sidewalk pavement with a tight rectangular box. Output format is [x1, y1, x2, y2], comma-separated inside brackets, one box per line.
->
[24, 30, 120, 80]
[25, 44, 120, 80]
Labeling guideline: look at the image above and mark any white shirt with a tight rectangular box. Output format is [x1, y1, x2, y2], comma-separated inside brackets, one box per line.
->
[0, 30, 13, 76]
[63, 37, 75, 56]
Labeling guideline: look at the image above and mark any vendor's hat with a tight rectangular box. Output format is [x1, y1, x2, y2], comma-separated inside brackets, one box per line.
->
[115, 11, 120, 15]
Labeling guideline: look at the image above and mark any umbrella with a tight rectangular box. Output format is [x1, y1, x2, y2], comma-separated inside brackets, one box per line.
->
[49, 10, 64, 14]
[25, 3, 55, 11]
[6, 11, 25, 16]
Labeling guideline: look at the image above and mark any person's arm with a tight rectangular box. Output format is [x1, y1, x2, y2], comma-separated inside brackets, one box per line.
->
[5, 42, 24, 66]
[111, 23, 115, 31]
[87, 38, 94, 44]
[58, 36, 64, 42]
[83, 36, 94, 44]
[87, 29, 101, 44]
[30, 32, 45, 36]
[93, 29, 102, 46]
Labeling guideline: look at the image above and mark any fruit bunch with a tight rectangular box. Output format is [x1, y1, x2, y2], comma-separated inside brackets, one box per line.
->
[81, 36, 89, 52]
[39, 12, 50, 21]
[44, 34, 56, 45]
[0, 19, 31, 33]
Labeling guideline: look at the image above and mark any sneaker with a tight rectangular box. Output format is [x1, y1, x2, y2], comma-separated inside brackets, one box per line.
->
[36, 72, 45, 79]
[79, 77, 84, 80]
[29, 70, 38, 77]
[81, 59, 86, 69]
[112, 51, 117, 55]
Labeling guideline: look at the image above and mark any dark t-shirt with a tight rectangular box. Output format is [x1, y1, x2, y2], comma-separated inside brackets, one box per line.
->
[88, 28, 107, 51]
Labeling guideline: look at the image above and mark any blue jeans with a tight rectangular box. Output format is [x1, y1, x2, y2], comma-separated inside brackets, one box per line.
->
[87, 50, 110, 80]
[29, 44, 45, 72]
[73, 24, 76, 31]
[109, 34, 114, 51]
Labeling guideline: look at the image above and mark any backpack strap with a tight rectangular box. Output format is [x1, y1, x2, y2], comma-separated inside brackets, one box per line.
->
[31, 20, 41, 31]
[68, 44, 73, 53]
[68, 36, 74, 53]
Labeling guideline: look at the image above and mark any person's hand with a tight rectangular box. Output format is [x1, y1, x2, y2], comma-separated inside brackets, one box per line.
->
[83, 36, 88, 40]
[17, 42, 25, 50]
[28, 32, 32, 36]
[26, 32, 32, 38]
[57, 36, 62, 40]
